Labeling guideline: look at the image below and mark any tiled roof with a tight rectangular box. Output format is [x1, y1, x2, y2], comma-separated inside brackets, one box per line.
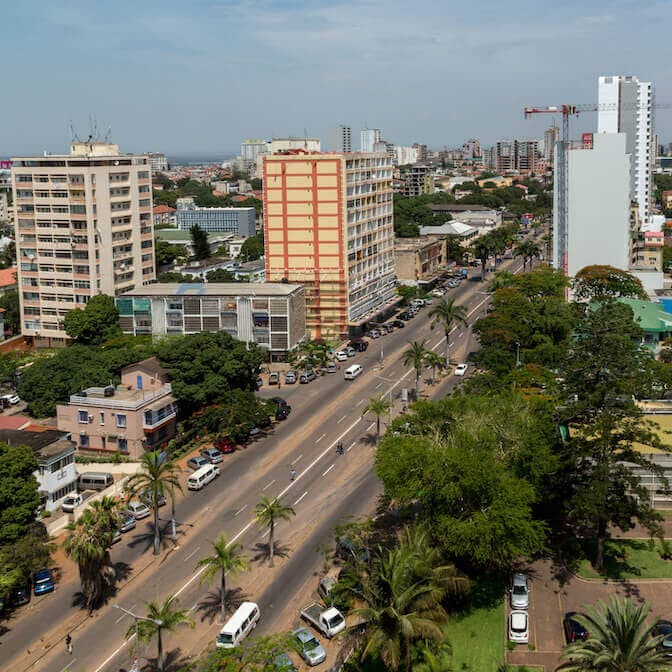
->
[153, 205, 176, 214]
[0, 268, 17, 288]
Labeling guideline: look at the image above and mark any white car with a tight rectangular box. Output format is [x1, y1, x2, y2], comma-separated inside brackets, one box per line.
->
[454, 363, 468, 376]
[334, 350, 349, 362]
[61, 494, 83, 513]
[2, 393, 20, 405]
[125, 501, 151, 520]
[509, 610, 529, 643]
[431, 289, 444, 297]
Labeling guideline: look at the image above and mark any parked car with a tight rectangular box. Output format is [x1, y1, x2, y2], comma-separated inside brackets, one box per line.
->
[256, 376, 263, 389]
[563, 612, 589, 643]
[300, 370, 317, 384]
[292, 627, 326, 667]
[61, 493, 83, 513]
[187, 456, 211, 471]
[125, 501, 151, 520]
[118, 512, 137, 533]
[348, 339, 368, 352]
[268, 372, 280, 385]
[431, 289, 444, 297]
[323, 362, 337, 374]
[285, 370, 297, 384]
[215, 435, 235, 454]
[454, 363, 468, 377]
[652, 620, 672, 656]
[11, 583, 31, 606]
[508, 610, 529, 643]
[139, 491, 167, 508]
[270, 397, 291, 411]
[318, 576, 337, 601]
[200, 448, 225, 464]
[1, 393, 20, 405]
[345, 346, 356, 357]
[367, 329, 381, 339]
[391, 320, 405, 329]
[33, 568, 55, 596]
[510, 573, 530, 610]
[334, 350, 349, 362]
[276, 406, 290, 420]
[397, 311, 412, 321]
[274, 653, 298, 671]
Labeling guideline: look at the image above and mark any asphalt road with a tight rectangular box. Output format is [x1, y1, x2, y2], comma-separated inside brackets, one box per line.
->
[2, 235, 541, 672]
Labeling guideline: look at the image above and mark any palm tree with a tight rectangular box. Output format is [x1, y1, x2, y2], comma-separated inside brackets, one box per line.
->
[557, 595, 670, 672]
[63, 496, 122, 613]
[470, 235, 495, 281]
[197, 534, 250, 621]
[362, 394, 393, 443]
[403, 340, 429, 400]
[423, 351, 445, 384]
[125, 450, 182, 555]
[125, 594, 194, 672]
[413, 641, 453, 672]
[428, 297, 468, 365]
[514, 241, 540, 272]
[254, 496, 295, 567]
[488, 270, 515, 292]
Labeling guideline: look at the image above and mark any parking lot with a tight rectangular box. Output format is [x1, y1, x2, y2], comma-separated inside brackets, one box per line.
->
[506, 557, 672, 670]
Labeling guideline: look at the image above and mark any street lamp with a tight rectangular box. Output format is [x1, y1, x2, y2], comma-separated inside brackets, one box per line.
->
[112, 604, 163, 672]
[516, 342, 521, 368]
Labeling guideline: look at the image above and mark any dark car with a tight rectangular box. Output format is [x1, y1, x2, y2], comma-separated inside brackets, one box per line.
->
[270, 397, 291, 411]
[300, 370, 316, 384]
[215, 435, 235, 453]
[140, 491, 167, 508]
[11, 583, 31, 607]
[397, 311, 412, 321]
[563, 612, 589, 643]
[33, 568, 55, 596]
[652, 620, 672, 656]
[275, 407, 289, 421]
[348, 339, 368, 352]
[391, 320, 405, 329]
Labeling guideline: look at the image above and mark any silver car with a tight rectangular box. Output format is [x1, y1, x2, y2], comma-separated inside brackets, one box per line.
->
[293, 627, 326, 666]
[510, 572, 529, 609]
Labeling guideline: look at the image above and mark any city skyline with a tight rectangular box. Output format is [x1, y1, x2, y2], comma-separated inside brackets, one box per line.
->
[2, 0, 671, 155]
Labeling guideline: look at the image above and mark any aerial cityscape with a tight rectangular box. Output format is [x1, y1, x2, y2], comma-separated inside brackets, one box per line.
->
[2, 2, 672, 672]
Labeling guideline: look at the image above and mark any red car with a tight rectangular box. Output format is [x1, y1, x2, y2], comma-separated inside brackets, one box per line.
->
[215, 435, 235, 454]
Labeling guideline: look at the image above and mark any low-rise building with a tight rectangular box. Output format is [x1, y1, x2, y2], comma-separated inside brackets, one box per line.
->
[153, 204, 177, 228]
[177, 205, 256, 236]
[116, 283, 306, 360]
[394, 238, 446, 287]
[0, 192, 8, 223]
[155, 229, 246, 259]
[427, 204, 503, 228]
[0, 428, 77, 511]
[56, 358, 177, 459]
[419, 221, 479, 243]
[0, 268, 17, 295]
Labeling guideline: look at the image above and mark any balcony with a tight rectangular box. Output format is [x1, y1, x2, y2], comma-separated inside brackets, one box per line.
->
[143, 404, 177, 430]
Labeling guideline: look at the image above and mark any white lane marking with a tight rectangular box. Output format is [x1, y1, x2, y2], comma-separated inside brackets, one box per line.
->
[183, 547, 200, 563]
[190, 601, 199, 612]
[293, 490, 308, 506]
[315, 433, 326, 443]
[366, 422, 375, 432]
[60, 660, 77, 672]
[114, 603, 136, 624]
[346, 441, 356, 453]
[374, 382, 383, 389]
[355, 398, 365, 407]
[292, 454, 303, 465]
[262, 479, 276, 491]
[337, 415, 346, 424]
[322, 464, 335, 477]
[235, 504, 248, 516]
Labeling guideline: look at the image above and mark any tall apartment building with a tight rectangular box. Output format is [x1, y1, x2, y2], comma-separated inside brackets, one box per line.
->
[495, 141, 516, 172]
[516, 140, 539, 173]
[553, 133, 630, 278]
[360, 128, 381, 153]
[328, 125, 352, 153]
[412, 144, 428, 163]
[395, 146, 419, 166]
[402, 165, 433, 197]
[147, 152, 168, 172]
[12, 141, 155, 346]
[263, 151, 396, 339]
[544, 127, 560, 164]
[598, 75, 654, 221]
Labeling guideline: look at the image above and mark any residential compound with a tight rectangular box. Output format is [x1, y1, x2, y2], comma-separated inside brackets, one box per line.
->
[484, 140, 541, 174]
[394, 237, 446, 287]
[598, 75, 654, 222]
[56, 357, 177, 459]
[116, 282, 306, 359]
[263, 151, 396, 339]
[11, 141, 155, 346]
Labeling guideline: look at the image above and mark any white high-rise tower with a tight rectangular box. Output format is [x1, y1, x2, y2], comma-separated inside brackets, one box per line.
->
[598, 75, 654, 222]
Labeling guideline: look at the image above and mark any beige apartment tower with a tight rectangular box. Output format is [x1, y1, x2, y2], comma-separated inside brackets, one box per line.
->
[263, 151, 396, 340]
[12, 141, 155, 346]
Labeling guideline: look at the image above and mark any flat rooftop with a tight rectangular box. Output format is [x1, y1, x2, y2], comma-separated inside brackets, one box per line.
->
[121, 282, 302, 297]
[0, 429, 75, 459]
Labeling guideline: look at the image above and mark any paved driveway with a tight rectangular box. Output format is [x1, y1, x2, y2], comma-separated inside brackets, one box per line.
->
[507, 556, 672, 671]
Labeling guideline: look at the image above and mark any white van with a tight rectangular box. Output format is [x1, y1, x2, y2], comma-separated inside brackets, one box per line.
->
[344, 364, 363, 380]
[187, 463, 220, 491]
[216, 602, 260, 648]
[78, 472, 114, 492]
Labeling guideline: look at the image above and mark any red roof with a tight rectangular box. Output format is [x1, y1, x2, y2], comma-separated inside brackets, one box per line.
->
[0, 416, 31, 430]
[0, 268, 17, 288]
[153, 205, 176, 214]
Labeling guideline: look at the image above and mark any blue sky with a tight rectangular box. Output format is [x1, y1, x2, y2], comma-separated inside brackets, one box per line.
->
[2, 0, 671, 156]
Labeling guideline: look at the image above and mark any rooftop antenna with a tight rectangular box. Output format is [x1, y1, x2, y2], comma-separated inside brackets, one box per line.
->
[69, 121, 81, 143]
[303, 128, 308, 150]
[103, 126, 112, 143]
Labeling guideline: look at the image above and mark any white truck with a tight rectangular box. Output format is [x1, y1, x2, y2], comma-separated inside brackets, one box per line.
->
[300, 602, 346, 638]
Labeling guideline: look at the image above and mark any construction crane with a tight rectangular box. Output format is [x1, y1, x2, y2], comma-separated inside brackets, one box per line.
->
[524, 101, 672, 276]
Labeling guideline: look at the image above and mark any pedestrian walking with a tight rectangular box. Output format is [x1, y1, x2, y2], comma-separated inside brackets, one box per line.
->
[65, 633, 73, 654]
[336, 441, 344, 455]
[290, 467, 296, 481]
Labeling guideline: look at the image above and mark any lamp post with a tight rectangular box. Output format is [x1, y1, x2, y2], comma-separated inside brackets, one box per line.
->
[112, 604, 164, 672]
[516, 342, 521, 368]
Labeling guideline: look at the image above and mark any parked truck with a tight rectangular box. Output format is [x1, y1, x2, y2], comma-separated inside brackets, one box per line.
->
[300, 602, 346, 638]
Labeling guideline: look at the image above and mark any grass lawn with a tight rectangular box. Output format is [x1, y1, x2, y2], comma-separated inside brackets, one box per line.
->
[445, 576, 505, 672]
[575, 539, 672, 580]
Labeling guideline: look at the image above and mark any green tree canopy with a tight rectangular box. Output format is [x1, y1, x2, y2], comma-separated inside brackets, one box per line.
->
[157, 271, 203, 283]
[63, 294, 121, 345]
[155, 239, 187, 266]
[0, 288, 20, 335]
[190, 224, 211, 261]
[573, 265, 647, 301]
[0, 443, 40, 546]
[239, 233, 264, 262]
[206, 268, 235, 283]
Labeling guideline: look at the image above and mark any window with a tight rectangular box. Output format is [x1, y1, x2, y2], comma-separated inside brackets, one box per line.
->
[80, 434, 89, 448]
[116, 414, 127, 428]
[118, 437, 128, 452]
[100, 412, 105, 425]
[78, 409, 89, 424]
